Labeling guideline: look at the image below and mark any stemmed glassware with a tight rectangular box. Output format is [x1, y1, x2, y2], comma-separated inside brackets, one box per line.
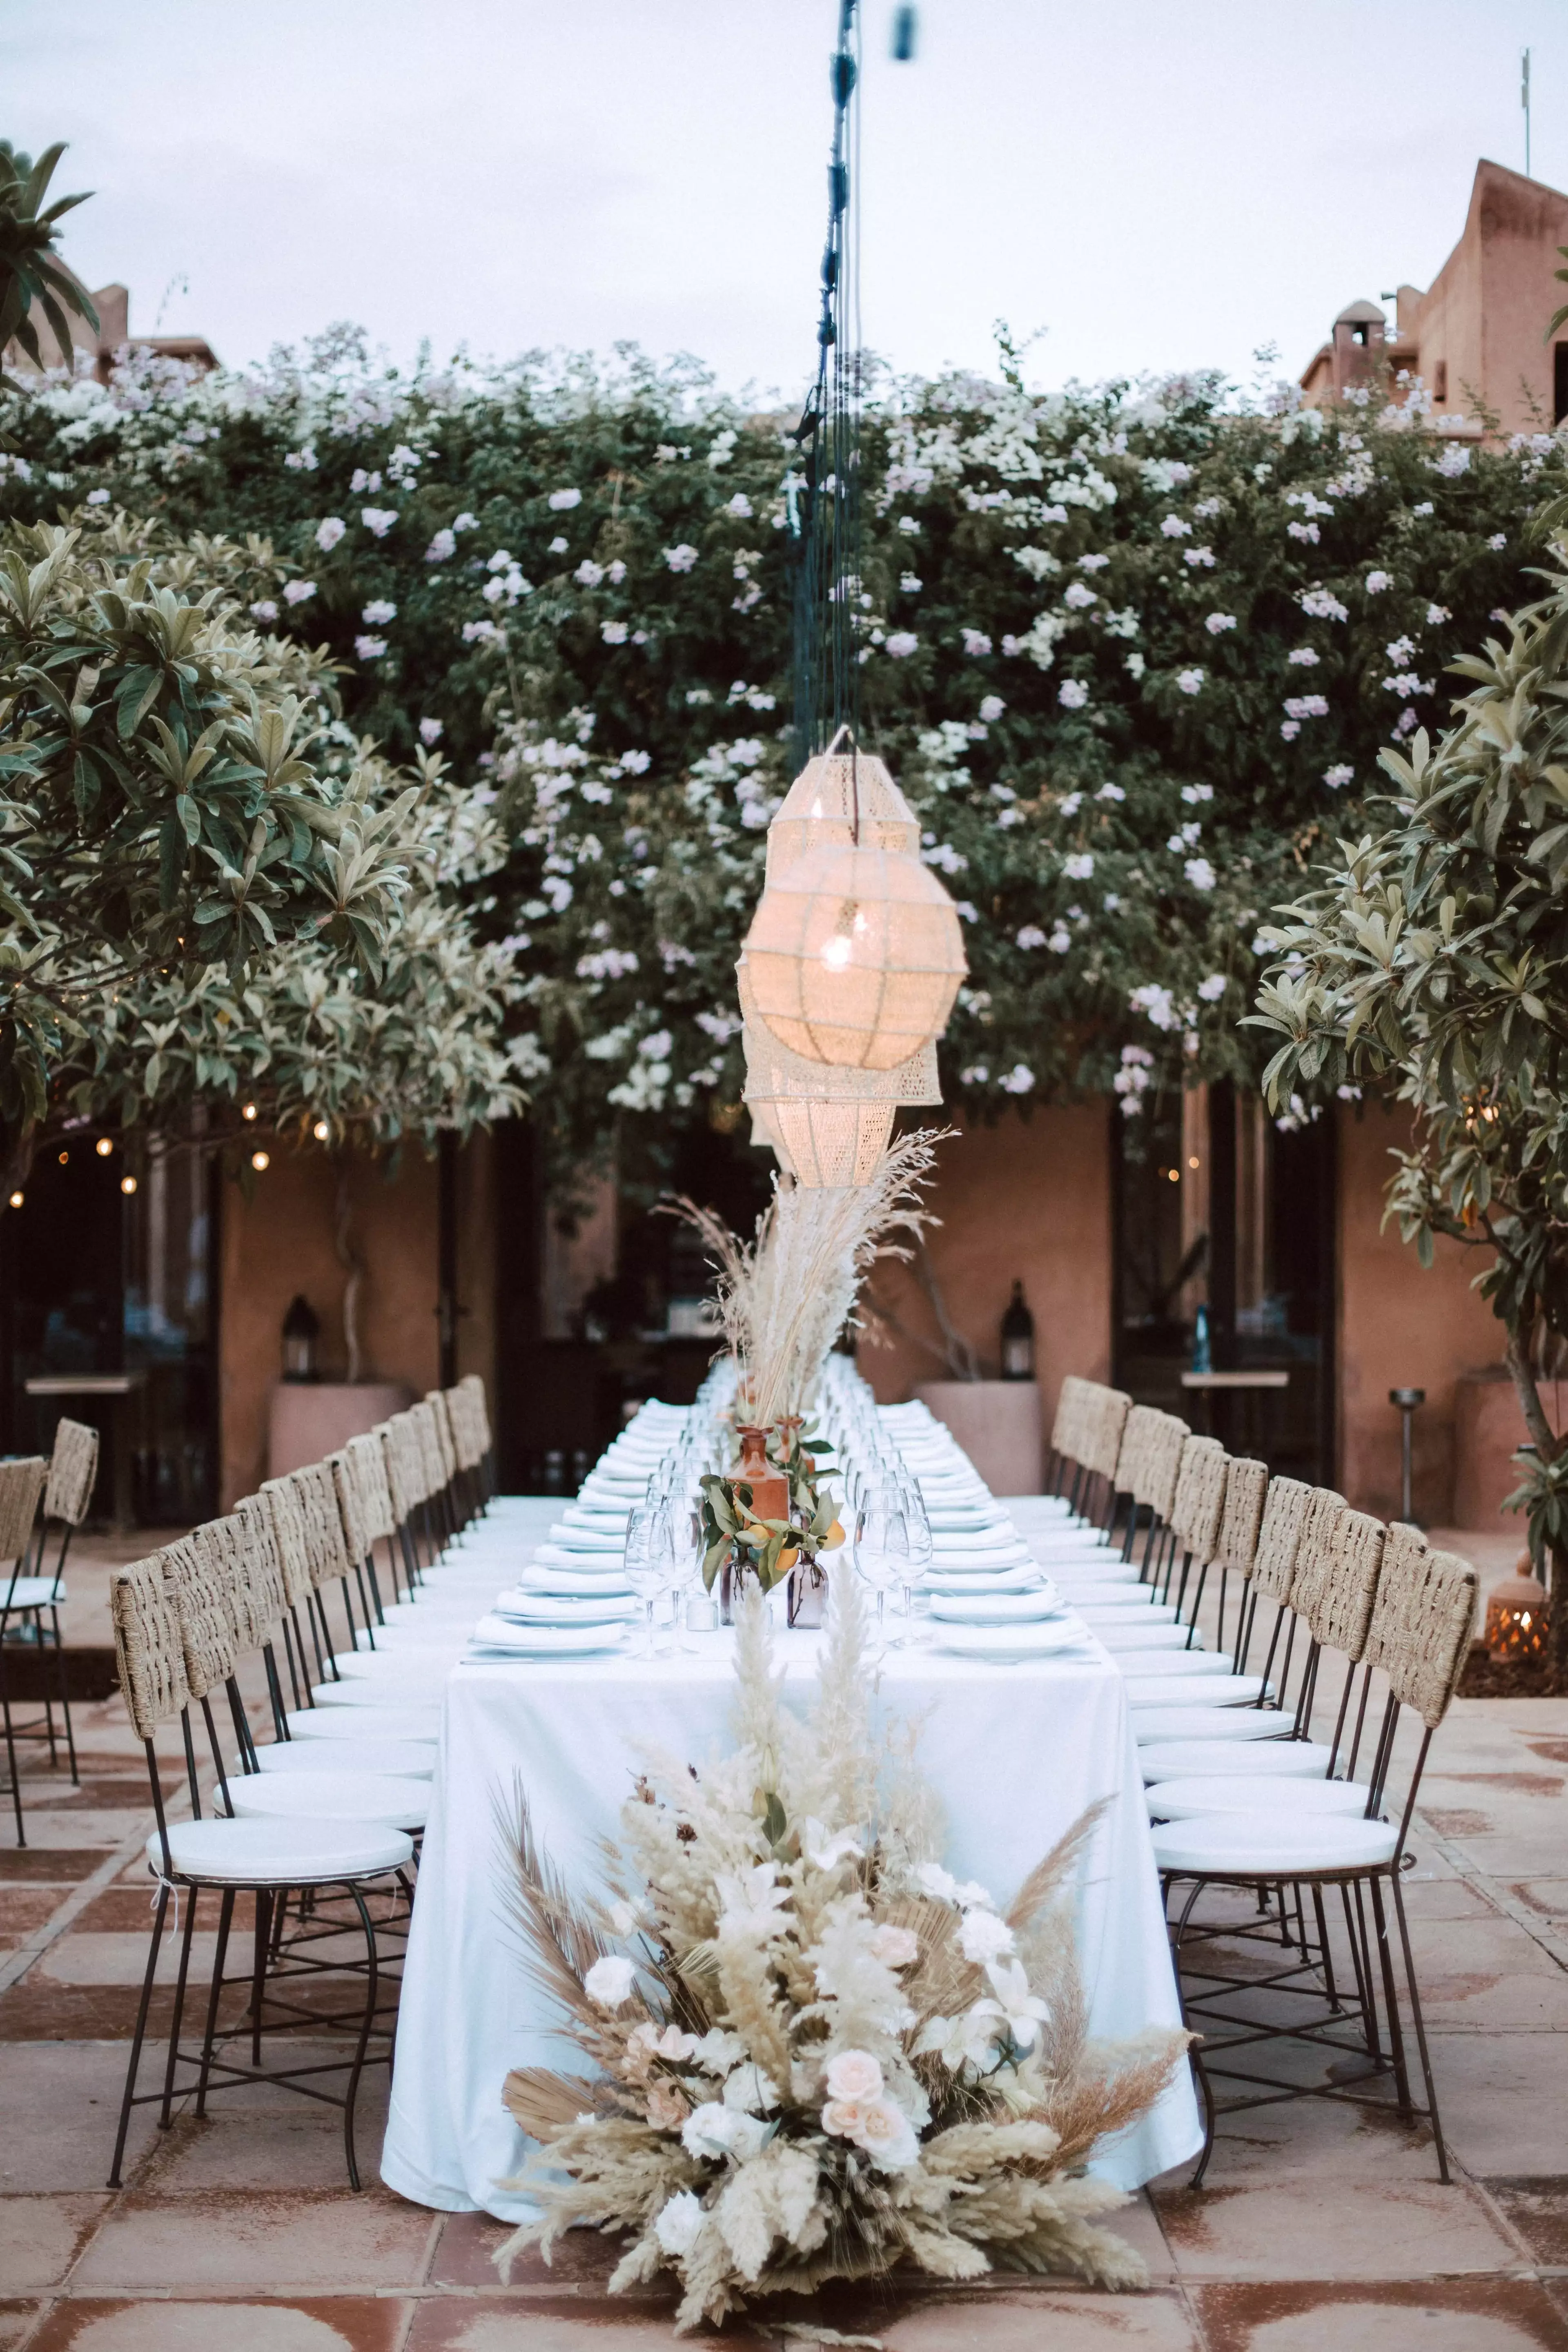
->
[853, 1485, 909, 1661]
[623, 1501, 670, 1657]
[895, 1481, 934, 1644]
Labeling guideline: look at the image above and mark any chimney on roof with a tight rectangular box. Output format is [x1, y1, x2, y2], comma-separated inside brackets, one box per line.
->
[1330, 299, 1386, 395]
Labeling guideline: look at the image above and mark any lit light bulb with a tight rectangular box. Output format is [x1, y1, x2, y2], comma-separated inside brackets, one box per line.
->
[312, 1119, 329, 1142]
[120, 1174, 138, 1196]
[7, 1191, 21, 1209]
[96, 1137, 113, 1157]
[242, 1102, 258, 1121]
[251, 1149, 270, 1172]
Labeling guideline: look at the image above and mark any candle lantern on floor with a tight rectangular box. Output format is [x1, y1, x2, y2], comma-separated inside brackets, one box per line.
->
[280, 1294, 320, 1383]
[1483, 1554, 1551, 1662]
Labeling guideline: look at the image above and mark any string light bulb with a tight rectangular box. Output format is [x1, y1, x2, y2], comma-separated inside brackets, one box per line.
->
[312, 1119, 330, 1142]
[96, 1137, 113, 1157]
[120, 1174, 137, 1196]
[242, 1102, 258, 1121]
[251, 1150, 270, 1172]
[7, 1191, 21, 1209]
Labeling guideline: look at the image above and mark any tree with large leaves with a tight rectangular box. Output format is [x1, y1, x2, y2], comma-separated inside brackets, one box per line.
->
[1250, 521, 1568, 1672]
[0, 142, 98, 381]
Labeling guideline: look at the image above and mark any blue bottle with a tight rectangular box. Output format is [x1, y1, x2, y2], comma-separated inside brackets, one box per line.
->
[1192, 1304, 1213, 1377]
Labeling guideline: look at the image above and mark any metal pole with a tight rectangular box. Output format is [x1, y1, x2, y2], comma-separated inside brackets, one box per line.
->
[1389, 1388, 1425, 1525]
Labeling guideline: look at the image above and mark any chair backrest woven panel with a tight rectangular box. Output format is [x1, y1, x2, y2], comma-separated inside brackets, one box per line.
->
[1286, 1489, 1349, 1628]
[191, 1517, 248, 1647]
[1170, 1437, 1227, 1561]
[1049, 1375, 1083, 1462]
[347, 1431, 397, 1542]
[1310, 1509, 1386, 1662]
[1215, 1456, 1267, 1576]
[234, 1494, 289, 1644]
[294, 1461, 351, 1587]
[441, 1385, 478, 1473]
[1118, 1405, 1163, 1505]
[160, 1530, 238, 1698]
[411, 1402, 448, 1503]
[261, 1477, 315, 1610]
[1137, 1412, 1188, 1521]
[378, 1421, 417, 1526]
[1085, 1388, 1132, 1483]
[0, 1456, 47, 1566]
[1362, 1521, 1430, 1681]
[43, 1418, 99, 1526]
[1381, 1547, 1479, 1728]
[1249, 1477, 1313, 1604]
[331, 1452, 368, 1568]
[112, 1555, 189, 1738]
[459, 1372, 493, 1459]
[424, 1391, 458, 1486]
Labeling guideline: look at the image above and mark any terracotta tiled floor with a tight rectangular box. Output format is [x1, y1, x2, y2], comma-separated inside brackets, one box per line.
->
[2, 1566, 1568, 2349]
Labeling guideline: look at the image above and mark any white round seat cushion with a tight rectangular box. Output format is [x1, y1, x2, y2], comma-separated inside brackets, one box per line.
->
[313, 1677, 454, 1708]
[224, 1771, 430, 1832]
[1091, 1623, 1190, 1651]
[1122, 1674, 1267, 1708]
[0, 1576, 65, 1612]
[1147, 1776, 1374, 1822]
[1074, 1599, 1180, 1623]
[1108, 1642, 1229, 1669]
[1139, 1739, 1336, 1784]
[249, 1740, 435, 1779]
[286, 1706, 442, 1744]
[330, 1648, 467, 1682]
[147, 1815, 413, 1886]
[1134, 1706, 1293, 1744]
[1150, 1813, 1400, 1877]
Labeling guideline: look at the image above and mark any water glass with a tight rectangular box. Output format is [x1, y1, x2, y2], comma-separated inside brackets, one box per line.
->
[623, 1502, 669, 1656]
[853, 1487, 909, 1658]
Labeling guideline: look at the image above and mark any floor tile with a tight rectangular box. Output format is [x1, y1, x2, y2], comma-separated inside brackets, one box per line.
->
[1427, 2033, 1568, 2174]
[136, 2089, 391, 2192]
[70, 2189, 434, 2290]
[0, 1851, 110, 1885]
[34, 1932, 224, 1989]
[875, 2294, 1204, 2351]
[0, 2042, 158, 2192]
[20, 2298, 413, 2352]
[1191, 2277, 1568, 2352]
[402, 2308, 733, 2352]
[1483, 2176, 1568, 2265]
[0, 2192, 111, 2289]
[1153, 2177, 1522, 2280]
[0, 2305, 40, 2352]
[0, 1889, 66, 1946]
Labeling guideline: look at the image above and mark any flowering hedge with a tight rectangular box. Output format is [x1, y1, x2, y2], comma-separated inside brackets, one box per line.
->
[3, 334, 1561, 1180]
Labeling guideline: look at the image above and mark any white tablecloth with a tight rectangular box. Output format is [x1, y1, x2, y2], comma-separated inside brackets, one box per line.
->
[380, 1606, 1201, 2216]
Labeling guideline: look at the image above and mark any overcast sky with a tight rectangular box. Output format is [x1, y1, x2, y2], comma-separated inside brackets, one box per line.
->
[10, 2, 1568, 403]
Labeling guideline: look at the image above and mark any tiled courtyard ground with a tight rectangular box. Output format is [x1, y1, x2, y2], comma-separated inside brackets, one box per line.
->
[1, 1528, 1566, 2349]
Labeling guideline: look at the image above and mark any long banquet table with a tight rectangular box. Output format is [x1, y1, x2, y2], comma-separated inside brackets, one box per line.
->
[379, 1497, 1202, 2218]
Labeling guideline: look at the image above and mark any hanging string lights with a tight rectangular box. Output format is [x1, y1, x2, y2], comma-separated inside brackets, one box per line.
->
[737, 1, 962, 1185]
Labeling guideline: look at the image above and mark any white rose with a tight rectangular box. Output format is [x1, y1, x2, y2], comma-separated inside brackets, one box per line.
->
[653, 2189, 704, 2256]
[958, 1908, 1015, 1965]
[868, 1924, 919, 1969]
[855, 2095, 920, 2170]
[824, 2048, 884, 2104]
[583, 1954, 636, 2007]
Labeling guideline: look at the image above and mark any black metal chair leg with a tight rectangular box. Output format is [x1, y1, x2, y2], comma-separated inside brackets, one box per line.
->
[195, 1887, 236, 2117]
[1311, 1884, 1341, 2011]
[109, 1882, 169, 2186]
[250, 1888, 271, 2068]
[1391, 1869, 1451, 2183]
[51, 1606, 78, 1783]
[1369, 1874, 1414, 2115]
[342, 1885, 380, 2192]
[160, 1889, 200, 2126]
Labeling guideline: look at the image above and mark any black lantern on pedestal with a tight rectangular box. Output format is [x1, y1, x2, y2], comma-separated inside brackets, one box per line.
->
[281, 1294, 321, 1383]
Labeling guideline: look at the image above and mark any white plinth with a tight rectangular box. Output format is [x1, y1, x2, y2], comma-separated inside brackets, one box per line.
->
[915, 1378, 1042, 1494]
[267, 1381, 412, 1479]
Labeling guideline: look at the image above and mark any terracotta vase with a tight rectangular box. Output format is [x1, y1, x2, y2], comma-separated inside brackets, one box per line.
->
[735, 1424, 790, 1523]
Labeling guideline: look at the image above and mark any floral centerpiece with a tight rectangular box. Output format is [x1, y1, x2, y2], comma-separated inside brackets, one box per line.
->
[696, 1464, 844, 1600]
[497, 1580, 1187, 2333]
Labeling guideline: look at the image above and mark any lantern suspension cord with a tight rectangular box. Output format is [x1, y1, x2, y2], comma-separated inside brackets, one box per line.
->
[791, 0, 864, 833]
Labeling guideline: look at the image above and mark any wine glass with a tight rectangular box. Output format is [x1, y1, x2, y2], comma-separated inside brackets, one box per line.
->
[896, 1485, 934, 1646]
[853, 1487, 909, 1660]
[623, 1502, 668, 1657]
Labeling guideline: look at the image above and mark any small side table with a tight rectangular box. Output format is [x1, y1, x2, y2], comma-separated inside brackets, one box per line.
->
[1180, 1368, 1289, 1450]
[23, 1374, 146, 1530]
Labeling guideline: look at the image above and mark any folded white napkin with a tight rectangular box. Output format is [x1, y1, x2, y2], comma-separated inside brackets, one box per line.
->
[515, 1565, 635, 1597]
[492, 1592, 636, 1626]
[468, 1615, 629, 1655]
[930, 1589, 1060, 1625]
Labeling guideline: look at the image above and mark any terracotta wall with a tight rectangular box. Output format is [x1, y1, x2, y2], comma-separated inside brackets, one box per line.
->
[860, 1107, 1113, 1441]
[219, 1140, 460, 1507]
[1336, 1100, 1505, 1523]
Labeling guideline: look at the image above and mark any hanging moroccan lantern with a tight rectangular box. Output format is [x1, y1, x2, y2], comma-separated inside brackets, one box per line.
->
[747, 1100, 797, 1175]
[743, 841, 967, 1071]
[765, 743, 920, 880]
[768, 1100, 896, 1188]
[738, 960, 939, 1187]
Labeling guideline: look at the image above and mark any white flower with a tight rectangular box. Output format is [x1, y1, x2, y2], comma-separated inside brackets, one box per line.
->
[85, 486, 110, 506]
[802, 1820, 864, 1870]
[638, 1029, 673, 1062]
[1079, 550, 1110, 570]
[1125, 650, 1146, 679]
[664, 543, 699, 572]
[867, 1923, 919, 1968]
[1365, 569, 1393, 593]
[548, 487, 582, 510]
[914, 1861, 991, 1907]
[886, 631, 919, 658]
[361, 599, 396, 625]
[1299, 586, 1348, 621]
[1287, 646, 1320, 666]
[1131, 982, 1177, 1030]
[975, 1956, 1051, 2049]
[1205, 612, 1236, 635]
[425, 529, 456, 563]
[1062, 581, 1097, 610]
[584, 1954, 637, 2007]
[548, 535, 568, 553]
[360, 507, 399, 537]
[959, 1063, 989, 1085]
[1183, 545, 1216, 568]
[1058, 679, 1089, 709]
[1196, 973, 1227, 1002]
[692, 2028, 748, 2074]
[1016, 924, 1047, 950]
[1048, 927, 1071, 951]
[654, 2190, 705, 2256]
[1185, 855, 1217, 892]
[960, 626, 993, 655]
[1160, 514, 1192, 537]
[681, 2101, 768, 2162]
[1180, 782, 1214, 803]
[248, 599, 278, 622]
[1489, 532, 1507, 551]
[1000, 1064, 1036, 1095]
[898, 513, 921, 534]
[354, 635, 388, 660]
[1425, 603, 1450, 626]
[913, 2008, 1002, 2074]
[282, 579, 316, 606]
[715, 1862, 791, 1940]
[979, 694, 1005, 722]
[607, 559, 627, 583]
[1385, 635, 1414, 667]
[1284, 695, 1329, 721]
[854, 2096, 920, 2169]
[1175, 668, 1204, 695]
[1062, 851, 1094, 880]
[958, 1908, 1015, 1965]
[349, 467, 380, 494]
[1434, 443, 1470, 477]
[1323, 762, 1354, 789]
[453, 510, 478, 532]
[722, 2062, 781, 2114]
[1280, 719, 1301, 740]
[601, 620, 629, 644]
[726, 491, 753, 517]
[824, 2049, 884, 2104]
[419, 718, 443, 745]
[900, 572, 923, 592]
[315, 516, 346, 552]
[574, 558, 604, 586]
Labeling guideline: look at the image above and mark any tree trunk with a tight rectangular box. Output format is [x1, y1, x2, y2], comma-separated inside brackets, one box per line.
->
[1505, 1328, 1568, 1682]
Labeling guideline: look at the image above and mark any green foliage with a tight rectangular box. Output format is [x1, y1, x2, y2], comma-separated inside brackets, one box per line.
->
[0, 142, 97, 381]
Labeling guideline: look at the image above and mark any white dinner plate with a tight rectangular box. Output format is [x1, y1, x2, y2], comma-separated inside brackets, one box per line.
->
[932, 1621, 1095, 1663]
[929, 1589, 1062, 1626]
[468, 1616, 629, 1657]
[512, 1567, 636, 1598]
[491, 1593, 637, 1627]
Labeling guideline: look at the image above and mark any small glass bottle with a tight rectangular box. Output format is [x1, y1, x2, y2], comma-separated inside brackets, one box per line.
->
[1000, 1281, 1034, 1381]
[1192, 1303, 1213, 1376]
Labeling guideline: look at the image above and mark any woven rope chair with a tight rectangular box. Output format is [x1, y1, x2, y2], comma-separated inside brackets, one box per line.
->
[344, 1432, 406, 1605]
[1208, 1455, 1267, 1657]
[409, 1403, 452, 1551]
[1081, 1386, 1132, 1532]
[0, 1455, 60, 1838]
[457, 1371, 495, 1499]
[107, 1553, 414, 2194]
[1234, 1475, 1312, 1681]
[41, 1416, 99, 1544]
[1125, 1409, 1187, 1583]
[384, 1415, 436, 1575]
[1155, 1539, 1477, 2187]
[1045, 1375, 1083, 1494]
[440, 1385, 483, 1525]
[261, 1477, 333, 1699]
[1163, 1438, 1228, 1631]
[283, 1462, 380, 1677]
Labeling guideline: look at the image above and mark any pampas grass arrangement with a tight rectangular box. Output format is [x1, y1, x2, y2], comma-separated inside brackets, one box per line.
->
[496, 1578, 1188, 2334]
